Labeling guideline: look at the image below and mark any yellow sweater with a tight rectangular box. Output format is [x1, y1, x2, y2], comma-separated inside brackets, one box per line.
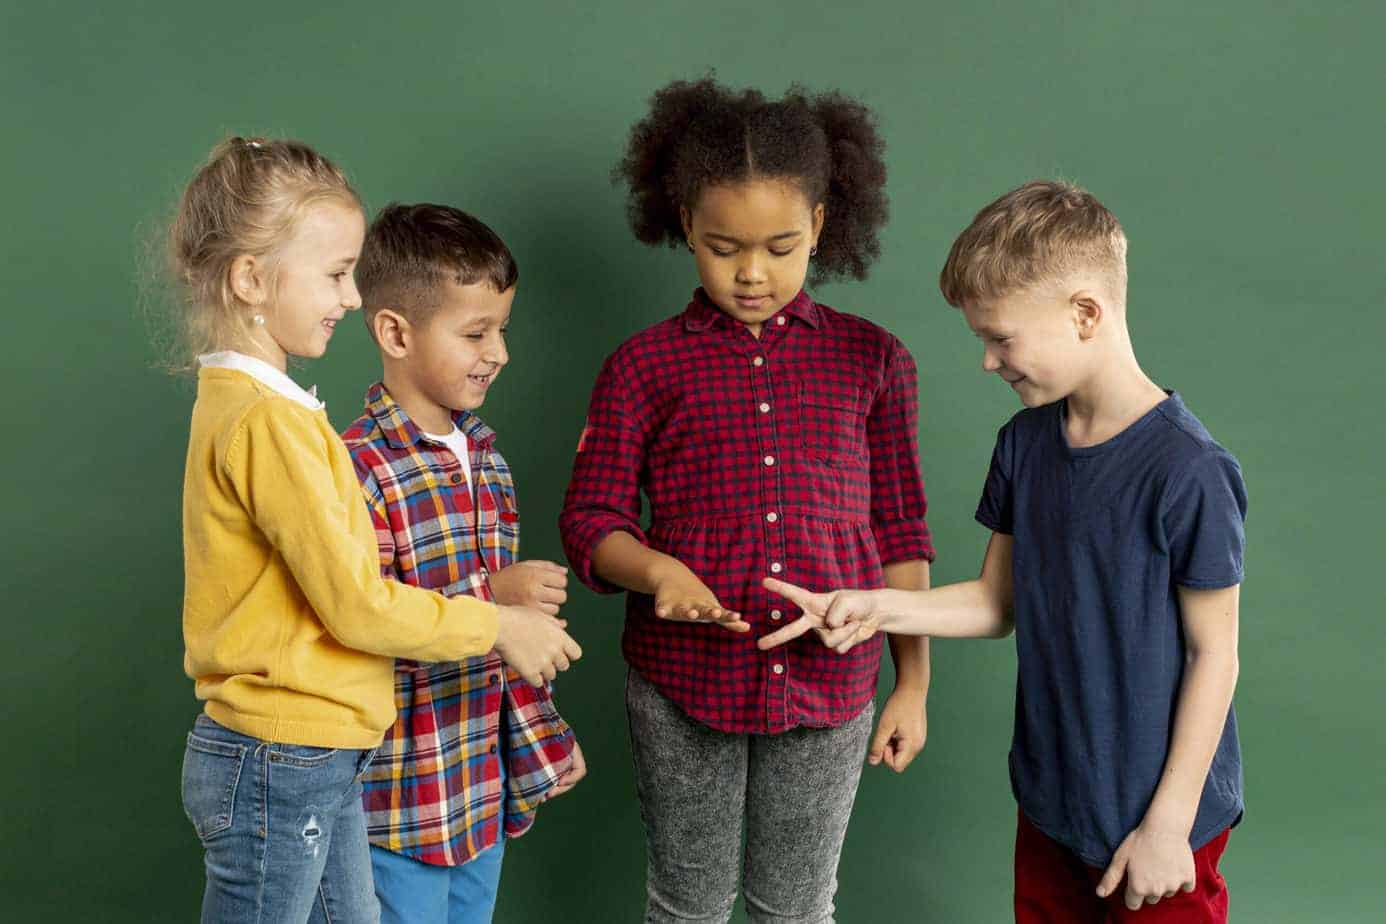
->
[183, 366, 499, 748]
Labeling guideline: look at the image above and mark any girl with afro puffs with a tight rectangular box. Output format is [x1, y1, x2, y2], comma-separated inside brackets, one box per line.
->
[560, 76, 936, 922]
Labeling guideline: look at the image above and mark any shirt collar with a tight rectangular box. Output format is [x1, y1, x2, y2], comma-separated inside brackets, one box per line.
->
[682, 288, 821, 332]
[198, 351, 323, 410]
[364, 382, 497, 453]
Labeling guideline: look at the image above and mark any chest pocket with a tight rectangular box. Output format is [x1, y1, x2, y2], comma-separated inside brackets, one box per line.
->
[797, 380, 870, 464]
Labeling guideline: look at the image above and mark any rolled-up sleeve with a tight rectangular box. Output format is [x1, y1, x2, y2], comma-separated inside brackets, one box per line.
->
[559, 354, 651, 593]
[867, 338, 935, 564]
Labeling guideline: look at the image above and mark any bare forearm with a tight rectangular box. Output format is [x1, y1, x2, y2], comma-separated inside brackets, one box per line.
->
[875, 578, 1012, 639]
[884, 560, 931, 694]
[590, 531, 687, 595]
[1143, 649, 1239, 834]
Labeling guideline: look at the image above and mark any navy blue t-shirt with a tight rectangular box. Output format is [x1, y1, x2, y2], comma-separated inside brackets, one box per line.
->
[976, 392, 1246, 867]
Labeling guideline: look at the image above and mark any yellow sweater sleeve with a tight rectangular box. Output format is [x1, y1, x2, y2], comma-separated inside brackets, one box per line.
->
[222, 399, 498, 662]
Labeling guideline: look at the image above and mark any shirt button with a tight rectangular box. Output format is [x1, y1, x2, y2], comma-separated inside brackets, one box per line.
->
[766, 511, 778, 523]
[776, 316, 786, 326]
[488, 673, 499, 685]
[770, 609, 782, 621]
[772, 663, 785, 675]
[489, 743, 498, 754]
[752, 356, 764, 367]
[770, 562, 782, 574]
[450, 473, 463, 484]
[763, 455, 775, 467]
[759, 402, 770, 413]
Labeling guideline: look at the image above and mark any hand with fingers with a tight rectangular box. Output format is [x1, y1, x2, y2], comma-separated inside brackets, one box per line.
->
[868, 689, 927, 773]
[653, 562, 751, 633]
[546, 739, 587, 800]
[489, 559, 569, 617]
[756, 577, 882, 652]
[1096, 824, 1197, 911]
[492, 604, 583, 687]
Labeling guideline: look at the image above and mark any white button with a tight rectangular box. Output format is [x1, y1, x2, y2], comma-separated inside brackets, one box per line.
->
[766, 511, 778, 523]
[770, 562, 782, 574]
[772, 663, 785, 675]
[759, 402, 771, 414]
[776, 316, 786, 326]
[752, 356, 764, 367]
[770, 609, 783, 620]
[763, 455, 775, 466]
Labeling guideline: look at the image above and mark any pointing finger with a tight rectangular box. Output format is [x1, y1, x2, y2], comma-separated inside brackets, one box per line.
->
[757, 615, 815, 649]
[1095, 851, 1126, 899]
[761, 577, 822, 612]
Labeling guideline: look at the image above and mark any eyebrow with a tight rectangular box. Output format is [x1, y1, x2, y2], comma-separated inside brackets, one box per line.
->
[703, 230, 803, 244]
[460, 313, 512, 328]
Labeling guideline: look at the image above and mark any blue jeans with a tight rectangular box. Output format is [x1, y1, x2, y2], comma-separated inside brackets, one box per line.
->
[370, 719, 508, 924]
[370, 839, 506, 924]
[180, 714, 381, 923]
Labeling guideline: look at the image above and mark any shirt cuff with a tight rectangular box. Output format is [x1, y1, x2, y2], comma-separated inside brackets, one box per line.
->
[872, 516, 936, 564]
[563, 517, 649, 594]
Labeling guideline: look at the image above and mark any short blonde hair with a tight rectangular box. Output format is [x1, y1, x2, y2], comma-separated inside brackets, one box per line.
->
[939, 180, 1127, 308]
[163, 136, 361, 371]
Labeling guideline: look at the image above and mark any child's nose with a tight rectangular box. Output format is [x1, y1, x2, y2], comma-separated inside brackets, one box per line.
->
[981, 347, 1002, 372]
[487, 336, 509, 366]
[735, 253, 766, 283]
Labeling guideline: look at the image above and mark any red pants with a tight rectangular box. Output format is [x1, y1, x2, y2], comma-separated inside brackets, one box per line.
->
[1014, 811, 1230, 923]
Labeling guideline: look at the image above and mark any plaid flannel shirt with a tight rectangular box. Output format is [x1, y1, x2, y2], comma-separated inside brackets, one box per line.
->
[342, 382, 574, 866]
[560, 289, 935, 734]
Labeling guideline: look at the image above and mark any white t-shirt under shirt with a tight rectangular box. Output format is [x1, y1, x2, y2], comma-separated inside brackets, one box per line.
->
[422, 426, 473, 497]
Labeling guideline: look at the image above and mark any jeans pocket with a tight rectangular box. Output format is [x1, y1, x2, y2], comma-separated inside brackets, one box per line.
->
[354, 746, 379, 780]
[181, 733, 247, 842]
[268, 742, 340, 769]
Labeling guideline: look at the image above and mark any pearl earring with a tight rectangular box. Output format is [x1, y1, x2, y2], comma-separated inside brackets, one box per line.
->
[687, 240, 695, 253]
[810, 246, 818, 257]
[253, 314, 266, 326]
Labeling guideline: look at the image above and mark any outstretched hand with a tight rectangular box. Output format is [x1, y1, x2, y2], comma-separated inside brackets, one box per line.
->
[756, 578, 881, 652]
[653, 567, 751, 633]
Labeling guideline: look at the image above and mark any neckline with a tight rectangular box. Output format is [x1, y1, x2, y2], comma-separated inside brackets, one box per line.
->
[1058, 391, 1177, 458]
[199, 351, 324, 411]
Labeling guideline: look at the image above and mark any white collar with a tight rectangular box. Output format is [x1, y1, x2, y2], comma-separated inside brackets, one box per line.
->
[198, 351, 324, 411]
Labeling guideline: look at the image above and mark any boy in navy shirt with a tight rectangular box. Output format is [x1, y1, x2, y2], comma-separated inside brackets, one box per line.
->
[759, 180, 1246, 922]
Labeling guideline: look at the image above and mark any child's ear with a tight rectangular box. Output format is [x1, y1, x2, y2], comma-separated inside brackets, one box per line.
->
[228, 254, 267, 309]
[679, 206, 693, 242]
[1071, 291, 1103, 341]
[811, 202, 825, 245]
[372, 309, 412, 359]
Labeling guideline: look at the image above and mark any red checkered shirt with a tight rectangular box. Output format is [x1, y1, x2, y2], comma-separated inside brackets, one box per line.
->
[560, 289, 934, 733]
[342, 383, 574, 866]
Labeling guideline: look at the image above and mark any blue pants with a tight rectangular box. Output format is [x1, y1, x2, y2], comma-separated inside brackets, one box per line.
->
[370, 838, 506, 924]
[180, 714, 381, 923]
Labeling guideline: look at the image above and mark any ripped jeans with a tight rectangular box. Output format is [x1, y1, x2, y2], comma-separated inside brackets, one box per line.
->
[181, 714, 381, 923]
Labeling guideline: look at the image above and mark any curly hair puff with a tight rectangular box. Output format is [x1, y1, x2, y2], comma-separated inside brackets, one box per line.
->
[613, 76, 890, 284]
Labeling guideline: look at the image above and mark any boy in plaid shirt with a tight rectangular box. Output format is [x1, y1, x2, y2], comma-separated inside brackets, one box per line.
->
[342, 203, 584, 923]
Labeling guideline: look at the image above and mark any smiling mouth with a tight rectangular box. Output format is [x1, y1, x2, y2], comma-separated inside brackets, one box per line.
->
[734, 294, 770, 307]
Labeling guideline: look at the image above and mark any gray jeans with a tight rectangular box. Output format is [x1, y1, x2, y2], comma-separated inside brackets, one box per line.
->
[626, 669, 874, 924]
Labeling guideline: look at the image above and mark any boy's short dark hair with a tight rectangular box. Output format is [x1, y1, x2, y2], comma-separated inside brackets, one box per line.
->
[938, 180, 1127, 309]
[357, 203, 518, 331]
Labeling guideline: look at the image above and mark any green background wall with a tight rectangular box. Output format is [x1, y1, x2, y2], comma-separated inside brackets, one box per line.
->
[2, 1, 1381, 920]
